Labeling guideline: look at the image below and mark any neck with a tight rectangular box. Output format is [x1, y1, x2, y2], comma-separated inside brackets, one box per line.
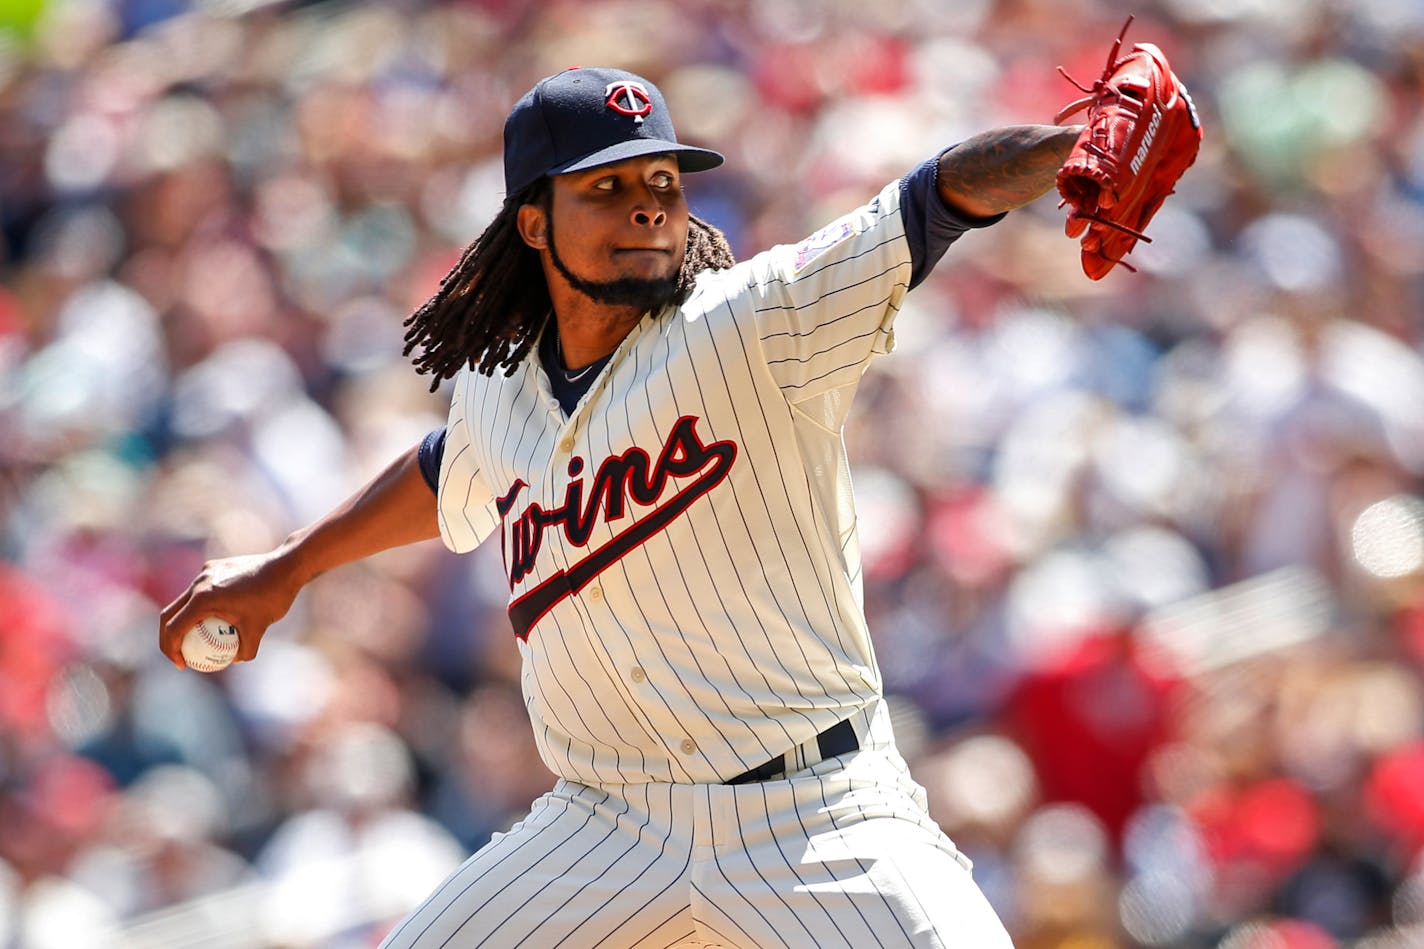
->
[547, 296, 645, 371]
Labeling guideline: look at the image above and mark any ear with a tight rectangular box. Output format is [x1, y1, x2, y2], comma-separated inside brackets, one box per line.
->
[517, 204, 549, 250]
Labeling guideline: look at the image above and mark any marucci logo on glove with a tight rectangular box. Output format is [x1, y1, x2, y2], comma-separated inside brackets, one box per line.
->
[497, 416, 738, 640]
[1129, 107, 1162, 175]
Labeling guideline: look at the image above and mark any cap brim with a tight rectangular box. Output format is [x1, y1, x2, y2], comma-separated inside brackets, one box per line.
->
[551, 138, 724, 179]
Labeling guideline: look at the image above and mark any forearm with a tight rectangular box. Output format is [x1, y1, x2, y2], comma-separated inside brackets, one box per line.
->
[276, 444, 441, 587]
[160, 441, 442, 667]
[937, 124, 1082, 219]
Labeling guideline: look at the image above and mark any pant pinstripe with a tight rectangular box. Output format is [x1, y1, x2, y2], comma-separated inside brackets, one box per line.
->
[379, 720, 1010, 948]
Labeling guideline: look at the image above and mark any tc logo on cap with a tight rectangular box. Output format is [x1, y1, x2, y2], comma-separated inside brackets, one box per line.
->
[605, 81, 653, 123]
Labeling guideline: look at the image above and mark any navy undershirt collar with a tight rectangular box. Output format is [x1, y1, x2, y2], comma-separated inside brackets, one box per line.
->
[540, 321, 612, 415]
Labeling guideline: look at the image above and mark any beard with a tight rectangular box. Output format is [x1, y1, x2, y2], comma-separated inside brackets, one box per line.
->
[546, 218, 679, 313]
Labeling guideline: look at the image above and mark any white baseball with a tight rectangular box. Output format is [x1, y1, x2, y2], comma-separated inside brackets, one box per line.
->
[181, 616, 240, 672]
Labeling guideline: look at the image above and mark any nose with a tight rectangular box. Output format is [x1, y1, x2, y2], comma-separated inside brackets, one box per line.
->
[630, 183, 667, 227]
[631, 205, 666, 227]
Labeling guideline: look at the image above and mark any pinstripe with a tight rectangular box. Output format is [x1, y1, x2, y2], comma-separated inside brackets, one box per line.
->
[689, 890, 755, 949]
[646, 932, 697, 949]
[692, 780, 825, 946]
[709, 294, 877, 689]
[629, 505, 774, 751]
[501, 370, 550, 498]
[873, 857, 942, 949]
[663, 316, 822, 735]
[538, 358, 670, 781]
[824, 807, 949, 949]
[525, 481, 633, 774]
[756, 280, 903, 346]
[454, 788, 609, 945]
[537, 612, 644, 782]
[437, 375, 492, 548]
[746, 308, 891, 633]
[505, 369, 638, 782]
[383, 787, 585, 947]
[459, 788, 631, 947]
[738, 787, 853, 949]
[708, 289, 854, 644]
[520, 682, 562, 776]
[599, 334, 764, 773]
[561, 604, 659, 778]
[568, 786, 699, 949]
[753, 231, 904, 301]
[521, 792, 646, 942]
[619, 524, 749, 763]
[762, 298, 901, 365]
[608, 343, 750, 774]
[521, 622, 613, 783]
[804, 780, 914, 948]
[488, 365, 534, 495]
[642, 324, 796, 755]
[786, 438, 871, 669]
[704, 827, 813, 949]
[595, 575, 700, 782]
[536, 386, 672, 781]
[596, 553, 700, 782]
[561, 618, 652, 780]
[687, 295, 861, 703]
[778, 341, 903, 393]
[751, 235, 905, 316]
[777, 783, 891, 949]
[632, 355, 753, 732]
[386, 781, 738, 949]
[438, 442, 479, 540]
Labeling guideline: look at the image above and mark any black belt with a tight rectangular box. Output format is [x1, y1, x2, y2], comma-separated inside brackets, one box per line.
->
[725, 719, 859, 785]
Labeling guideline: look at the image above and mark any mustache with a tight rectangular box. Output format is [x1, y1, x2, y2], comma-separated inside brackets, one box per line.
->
[547, 224, 679, 312]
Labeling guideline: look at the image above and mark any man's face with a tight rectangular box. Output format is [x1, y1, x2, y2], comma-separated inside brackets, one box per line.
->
[520, 154, 690, 313]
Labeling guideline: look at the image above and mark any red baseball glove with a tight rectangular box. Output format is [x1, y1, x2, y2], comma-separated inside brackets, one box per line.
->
[1054, 17, 1202, 279]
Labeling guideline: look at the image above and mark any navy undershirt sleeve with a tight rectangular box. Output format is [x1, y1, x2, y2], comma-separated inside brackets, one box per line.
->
[418, 426, 447, 496]
[899, 147, 1008, 290]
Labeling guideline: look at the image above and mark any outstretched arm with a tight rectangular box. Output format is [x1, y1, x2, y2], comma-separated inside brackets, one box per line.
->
[937, 124, 1082, 219]
[158, 442, 441, 668]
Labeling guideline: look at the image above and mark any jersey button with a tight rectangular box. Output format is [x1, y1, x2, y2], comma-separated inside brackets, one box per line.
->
[679, 739, 697, 755]
[589, 586, 603, 601]
[630, 666, 645, 682]
[559, 437, 574, 452]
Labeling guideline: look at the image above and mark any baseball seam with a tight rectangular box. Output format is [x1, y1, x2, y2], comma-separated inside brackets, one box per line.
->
[189, 621, 237, 670]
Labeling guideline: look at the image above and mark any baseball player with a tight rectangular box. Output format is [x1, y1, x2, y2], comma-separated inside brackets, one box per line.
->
[161, 67, 1084, 947]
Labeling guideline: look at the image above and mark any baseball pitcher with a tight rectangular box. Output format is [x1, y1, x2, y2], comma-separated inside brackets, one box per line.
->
[161, 44, 1198, 947]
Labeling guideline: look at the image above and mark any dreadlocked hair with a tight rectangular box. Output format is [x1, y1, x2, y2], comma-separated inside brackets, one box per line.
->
[402, 179, 737, 390]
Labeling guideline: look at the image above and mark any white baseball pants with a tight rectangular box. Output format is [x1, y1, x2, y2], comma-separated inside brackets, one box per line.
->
[379, 711, 1011, 948]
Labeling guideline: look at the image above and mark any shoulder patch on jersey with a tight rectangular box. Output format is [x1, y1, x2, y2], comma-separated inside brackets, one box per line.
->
[792, 219, 856, 275]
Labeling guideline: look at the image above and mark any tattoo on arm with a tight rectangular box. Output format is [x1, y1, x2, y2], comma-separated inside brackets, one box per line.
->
[937, 124, 1083, 219]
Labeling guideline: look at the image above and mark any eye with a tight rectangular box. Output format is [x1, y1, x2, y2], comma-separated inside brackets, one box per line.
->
[593, 177, 617, 192]
[650, 172, 676, 189]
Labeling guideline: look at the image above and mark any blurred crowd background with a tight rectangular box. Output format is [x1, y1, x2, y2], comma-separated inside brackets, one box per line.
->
[2, 0, 1423, 946]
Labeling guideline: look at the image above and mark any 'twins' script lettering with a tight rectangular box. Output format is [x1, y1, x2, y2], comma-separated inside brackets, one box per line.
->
[496, 416, 737, 640]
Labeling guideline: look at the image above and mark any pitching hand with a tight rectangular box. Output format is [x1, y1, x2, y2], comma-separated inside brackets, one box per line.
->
[159, 551, 303, 669]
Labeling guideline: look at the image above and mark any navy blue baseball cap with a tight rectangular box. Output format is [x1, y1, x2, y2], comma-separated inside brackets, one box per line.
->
[503, 67, 724, 196]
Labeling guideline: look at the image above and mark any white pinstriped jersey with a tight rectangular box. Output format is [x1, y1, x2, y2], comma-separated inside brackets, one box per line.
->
[437, 179, 914, 785]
